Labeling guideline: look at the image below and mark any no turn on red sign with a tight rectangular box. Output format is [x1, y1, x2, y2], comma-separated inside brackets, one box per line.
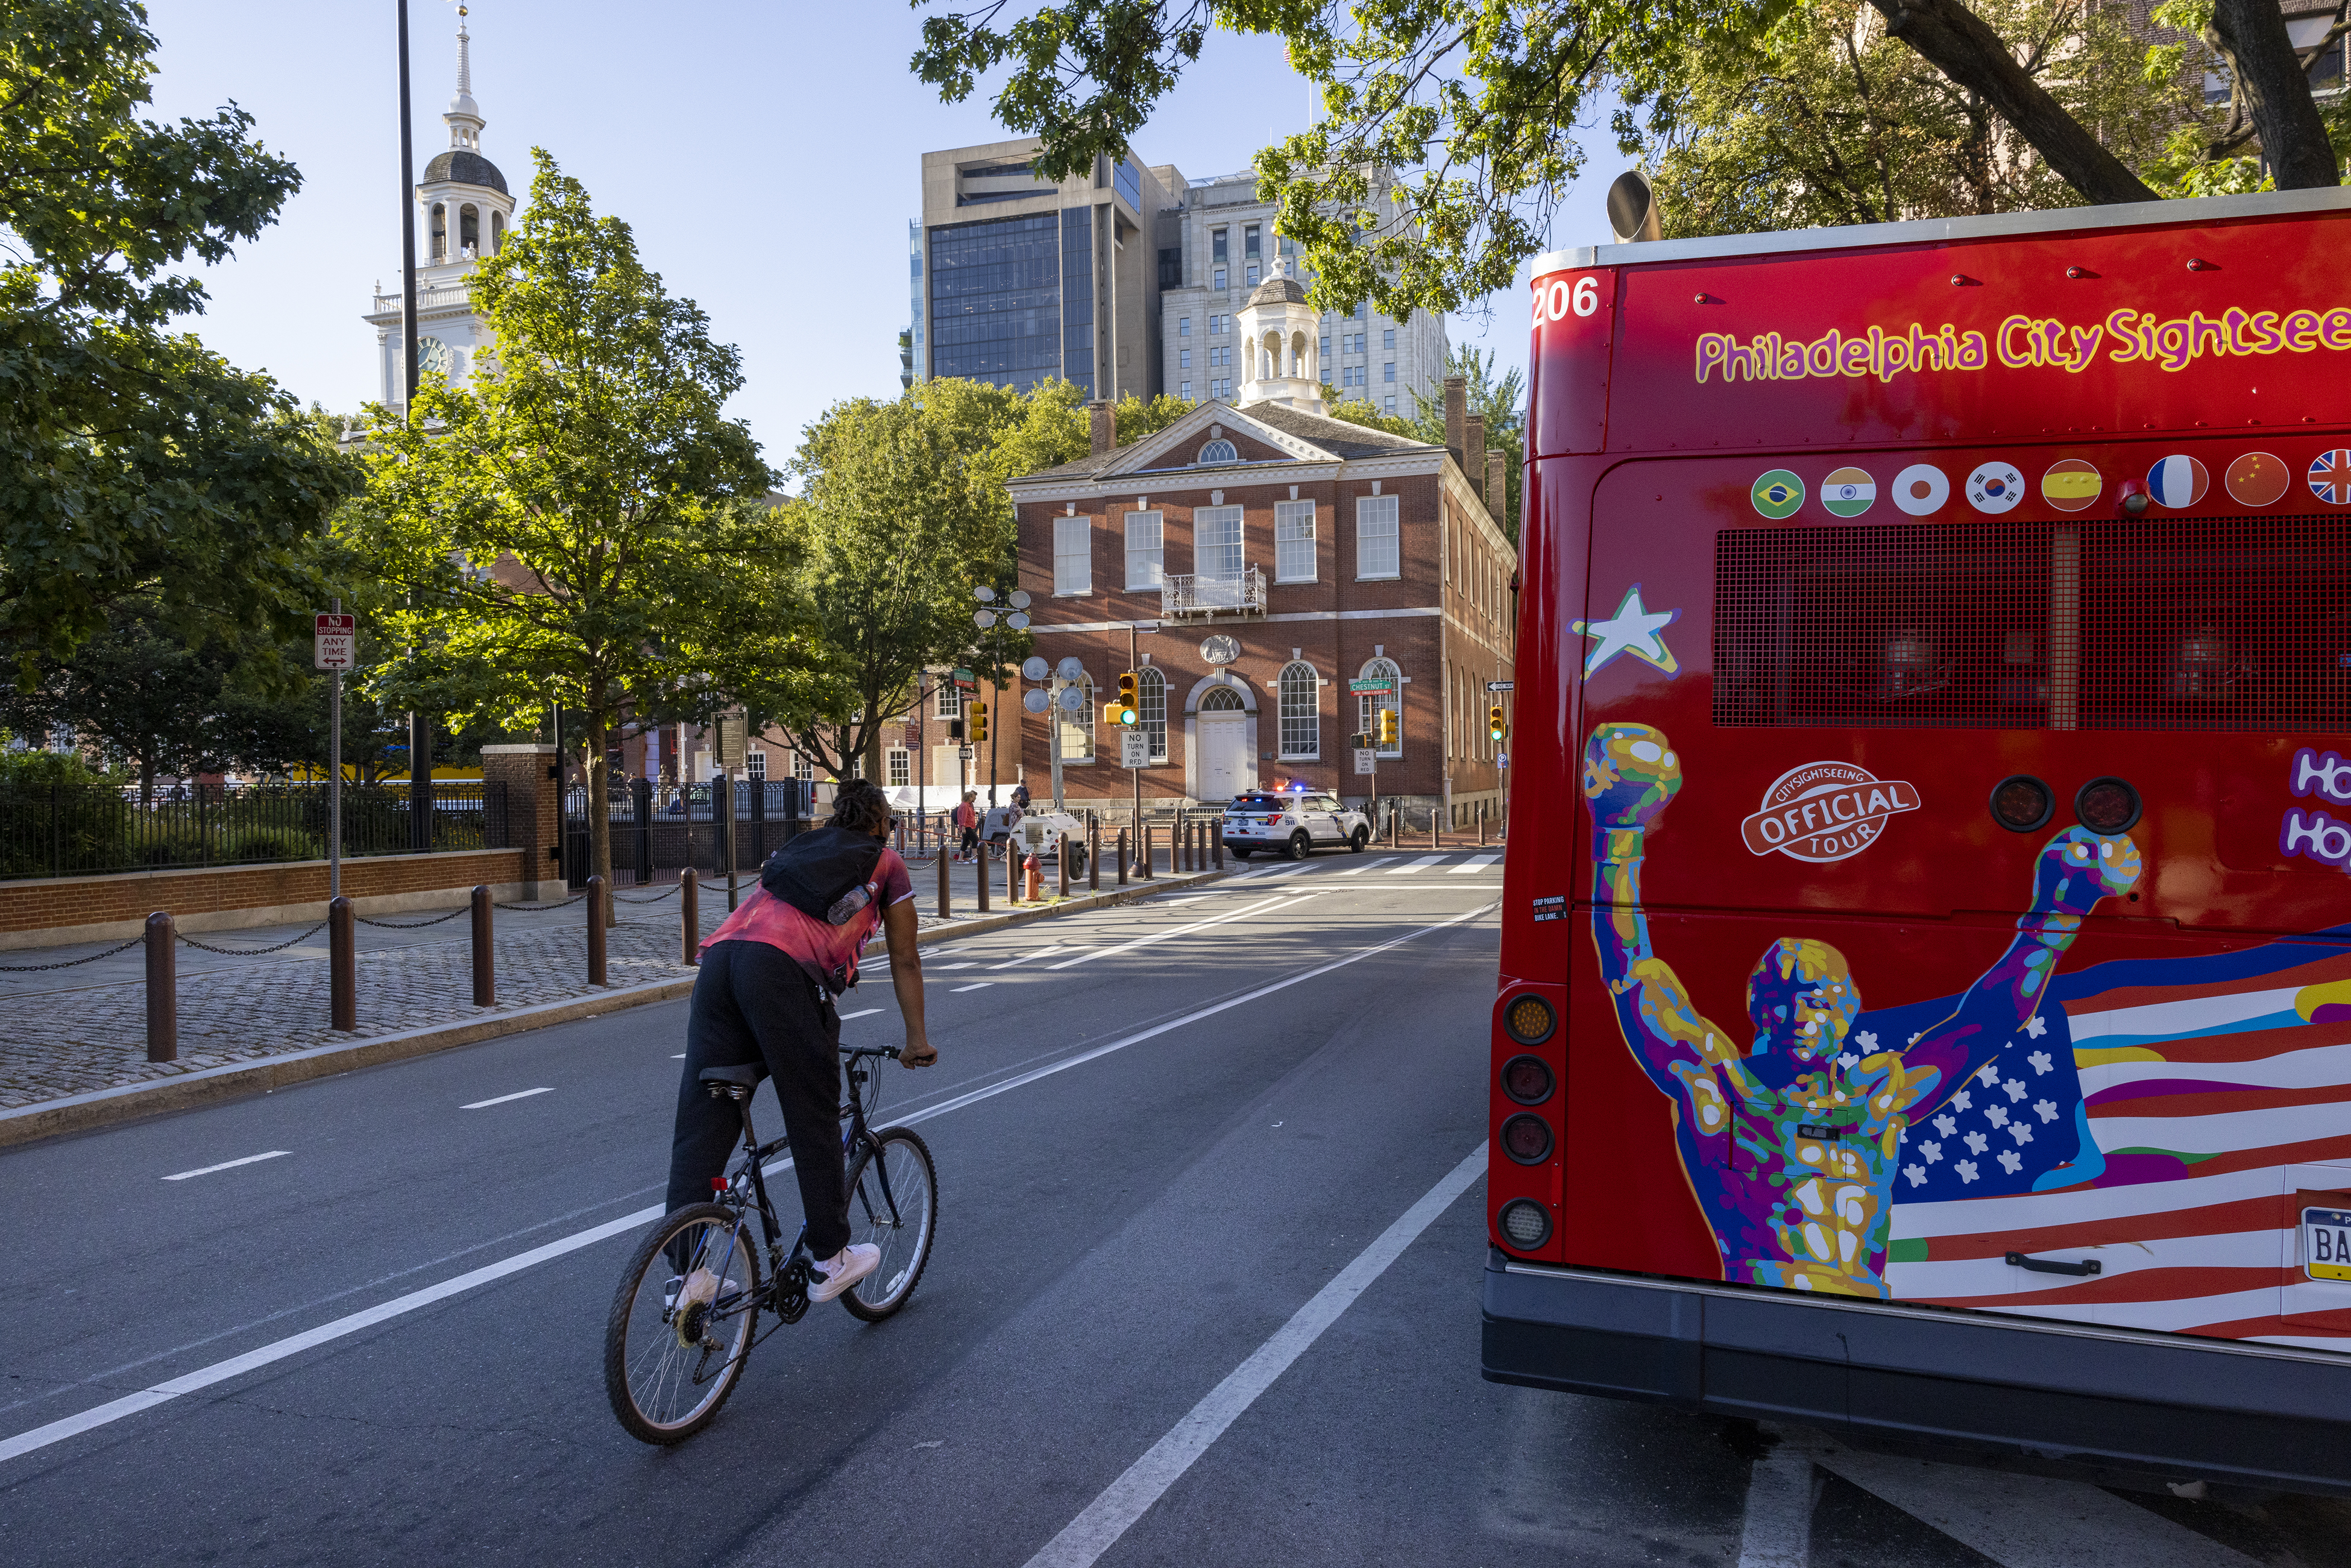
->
[314, 613, 356, 670]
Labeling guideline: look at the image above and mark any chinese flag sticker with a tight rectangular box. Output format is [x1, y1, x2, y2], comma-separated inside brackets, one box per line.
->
[2225, 450, 2289, 507]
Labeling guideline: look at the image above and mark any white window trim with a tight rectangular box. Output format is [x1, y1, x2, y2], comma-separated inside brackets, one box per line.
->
[1194, 503, 1244, 579]
[1356, 494, 1402, 582]
[1124, 511, 1165, 590]
[1054, 515, 1092, 596]
[1277, 660, 1320, 759]
[1274, 500, 1316, 585]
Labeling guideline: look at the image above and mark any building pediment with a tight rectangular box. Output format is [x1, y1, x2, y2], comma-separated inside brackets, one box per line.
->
[1092, 401, 1340, 479]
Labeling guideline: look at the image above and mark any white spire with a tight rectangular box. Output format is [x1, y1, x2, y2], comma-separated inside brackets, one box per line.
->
[445, 5, 483, 151]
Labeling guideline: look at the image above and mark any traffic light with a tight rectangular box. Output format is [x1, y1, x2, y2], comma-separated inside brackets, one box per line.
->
[1488, 704, 1506, 741]
[1376, 706, 1399, 748]
[1110, 670, 1141, 728]
[968, 701, 987, 744]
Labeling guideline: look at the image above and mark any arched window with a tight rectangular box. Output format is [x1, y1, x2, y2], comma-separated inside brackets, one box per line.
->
[1138, 667, 1168, 761]
[490, 210, 505, 253]
[459, 204, 480, 254]
[1358, 657, 1401, 757]
[429, 203, 447, 261]
[1278, 661, 1320, 758]
[1200, 685, 1244, 712]
[1055, 672, 1095, 763]
[1197, 438, 1237, 464]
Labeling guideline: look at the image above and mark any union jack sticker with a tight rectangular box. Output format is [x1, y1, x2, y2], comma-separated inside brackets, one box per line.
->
[2311, 449, 2351, 506]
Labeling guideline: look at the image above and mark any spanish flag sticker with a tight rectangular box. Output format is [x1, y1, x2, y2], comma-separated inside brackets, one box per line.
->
[2226, 451, 2289, 507]
[2041, 459, 2101, 512]
[1822, 467, 1875, 517]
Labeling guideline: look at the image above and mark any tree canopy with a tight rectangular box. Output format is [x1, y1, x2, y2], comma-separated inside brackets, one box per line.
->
[0, 0, 358, 674]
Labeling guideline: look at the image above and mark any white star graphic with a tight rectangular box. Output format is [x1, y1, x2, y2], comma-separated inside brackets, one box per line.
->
[1855, 1031, 1878, 1051]
[1957, 1160, 1980, 1184]
[2028, 1050, 2053, 1075]
[1964, 1130, 1990, 1155]
[2008, 1122, 2035, 1145]
[1904, 1164, 1927, 1188]
[1952, 1090, 1973, 1112]
[2003, 1078, 2027, 1103]
[1984, 1104, 2010, 1129]
[1975, 1062, 2001, 1086]
[1571, 584, 1681, 678]
[2033, 1098, 2059, 1124]
[1920, 1140, 1943, 1164]
[1997, 1149, 2024, 1175]
[2025, 1015, 2048, 1039]
[1837, 1052, 1859, 1069]
[1933, 1114, 1958, 1138]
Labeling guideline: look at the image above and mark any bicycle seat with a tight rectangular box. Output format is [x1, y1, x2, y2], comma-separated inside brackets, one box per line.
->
[698, 1062, 768, 1088]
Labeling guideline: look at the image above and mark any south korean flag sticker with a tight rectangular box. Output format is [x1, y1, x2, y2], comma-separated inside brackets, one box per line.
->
[1967, 460, 2025, 513]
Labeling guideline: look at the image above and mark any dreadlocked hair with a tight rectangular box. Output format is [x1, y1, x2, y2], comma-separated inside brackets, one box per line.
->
[828, 778, 892, 836]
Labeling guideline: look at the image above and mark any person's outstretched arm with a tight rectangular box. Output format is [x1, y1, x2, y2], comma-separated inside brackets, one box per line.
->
[880, 898, 936, 1067]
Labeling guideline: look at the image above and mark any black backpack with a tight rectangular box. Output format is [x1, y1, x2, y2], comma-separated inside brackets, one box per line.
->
[760, 826, 886, 925]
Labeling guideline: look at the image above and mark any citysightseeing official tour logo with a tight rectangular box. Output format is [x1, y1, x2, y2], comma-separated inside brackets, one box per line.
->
[1741, 761, 1922, 863]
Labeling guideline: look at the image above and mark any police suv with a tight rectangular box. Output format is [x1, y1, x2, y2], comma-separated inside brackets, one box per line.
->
[1220, 790, 1371, 860]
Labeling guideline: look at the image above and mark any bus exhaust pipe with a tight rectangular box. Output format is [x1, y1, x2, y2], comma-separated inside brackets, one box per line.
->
[1607, 169, 1663, 244]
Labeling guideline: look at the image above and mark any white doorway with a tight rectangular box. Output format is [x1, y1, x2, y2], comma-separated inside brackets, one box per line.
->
[1194, 685, 1253, 802]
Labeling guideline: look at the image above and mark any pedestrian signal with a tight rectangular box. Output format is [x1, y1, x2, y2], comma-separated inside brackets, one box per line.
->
[969, 701, 988, 743]
[1488, 704, 1506, 740]
[1376, 707, 1399, 747]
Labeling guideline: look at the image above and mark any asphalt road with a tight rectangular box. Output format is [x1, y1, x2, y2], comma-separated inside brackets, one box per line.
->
[1, 848, 2346, 1567]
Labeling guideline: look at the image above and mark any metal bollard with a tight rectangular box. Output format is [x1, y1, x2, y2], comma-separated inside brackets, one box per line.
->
[1139, 823, 1153, 880]
[1213, 821, 1224, 869]
[471, 885, 494, 1007]
[937, 837, 951, 919]
[1478, 803, 1487, 847]
[681, 871, 701, 965]
[145, 911, 175, 1063]
[1006, 840, 1021, 904]
[1432, 810, 1440, 851]
[1089, 822, 1100, 892]
[330, 895, 355, 1030]
[1058, 836, 1069, 899]
[587, 875, 608, 985]
[1116, 828, 1128, 886]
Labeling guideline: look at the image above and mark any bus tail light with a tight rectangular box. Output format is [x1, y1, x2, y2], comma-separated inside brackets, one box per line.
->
[1989, 775, 2054, 833]
[1500, 1113, 1554, 1165]
[1497, 1198, 1552, 1249]
[1503, 993, 1556, 1046]
[2075, 776, 2142, 834]
[1501, 1055, 1554, 1105]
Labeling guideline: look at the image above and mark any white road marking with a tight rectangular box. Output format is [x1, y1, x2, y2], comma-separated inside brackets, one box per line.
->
[1021, 1144, 1488, 1568]
[1810, 1439, 2261, 1567]
[933, 962, 978, 971]
[838, 1008, 882, 1021]
[1449, 855, 1501, 874]
[991, 946, 1066, 970]
[1735, 1445, 1820, 1567]
[1047, 893, 1314, 971]
[0, 901, 1494, 1470]
[951, 982, 996, 993]
[1336, 857, 1397, 877]
[459, 1088, 553, 1110]
[160, 1151, 292, 1183]
[1386, 855, 1447, 874]
[669, 1053, 685, 1059]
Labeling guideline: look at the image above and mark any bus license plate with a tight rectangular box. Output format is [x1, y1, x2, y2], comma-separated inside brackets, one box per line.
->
[2305, 1207, 2351, 1282]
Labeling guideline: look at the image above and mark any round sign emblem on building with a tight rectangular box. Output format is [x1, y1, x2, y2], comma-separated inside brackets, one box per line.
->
[1740, 760, 1922, 864]
[1200, 634, 1240, 665]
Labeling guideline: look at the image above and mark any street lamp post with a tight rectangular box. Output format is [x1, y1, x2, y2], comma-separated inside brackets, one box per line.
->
[395, 1, 430, 850]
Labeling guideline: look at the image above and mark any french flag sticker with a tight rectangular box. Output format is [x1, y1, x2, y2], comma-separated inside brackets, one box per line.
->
[2147, 454, 2208, 508]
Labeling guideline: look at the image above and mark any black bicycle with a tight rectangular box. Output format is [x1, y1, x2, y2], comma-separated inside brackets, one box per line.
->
[602, 1045, 939, 1444]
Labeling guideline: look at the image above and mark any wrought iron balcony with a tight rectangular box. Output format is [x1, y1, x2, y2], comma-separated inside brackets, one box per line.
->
[1162, 565, 1265, 618]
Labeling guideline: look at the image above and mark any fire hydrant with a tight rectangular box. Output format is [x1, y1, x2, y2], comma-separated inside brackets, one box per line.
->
[1023, 853, 1044, 901]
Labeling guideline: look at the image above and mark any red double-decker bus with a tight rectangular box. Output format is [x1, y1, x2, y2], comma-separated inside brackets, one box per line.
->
[1484, 186, 2351, 1490]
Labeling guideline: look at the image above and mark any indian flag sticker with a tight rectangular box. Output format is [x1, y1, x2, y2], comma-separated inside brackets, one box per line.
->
[1822, 467, 1875, 518]
[1752, 469, 1805, 519]
[1892, 463, 1950, 517]
[2226, 450, 2290, 507]
[2040, 459, 2101, 512]
[2145, 453, 2208, 508]
[1966, 461, 2025, 514]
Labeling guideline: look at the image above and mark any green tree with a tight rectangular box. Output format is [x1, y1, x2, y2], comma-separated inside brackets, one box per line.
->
[1643, 0, 2189, 234]
[342, 152, 772, 902]
[913, 0, 2341, 326]
[1400, 345, 1524, 539]
[0, 0, 359, 673]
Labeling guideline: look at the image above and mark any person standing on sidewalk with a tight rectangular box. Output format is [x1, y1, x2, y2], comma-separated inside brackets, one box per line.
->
[952, 790, 980, 862]
[662, 778, 935, 1307]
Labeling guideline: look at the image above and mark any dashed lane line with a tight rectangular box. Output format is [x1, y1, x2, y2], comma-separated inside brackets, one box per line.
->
[1046, 893, 1316, 972]
[951, 983, 996, 993]
[0, 900, 1496, 1471]
[459, 1088, 553, 1110]
[160, 1151, 292, 1183]
[1335, 857, 1397, 877]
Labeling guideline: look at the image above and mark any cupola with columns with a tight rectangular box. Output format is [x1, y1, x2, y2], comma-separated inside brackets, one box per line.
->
[1233, 256, 1324, 415]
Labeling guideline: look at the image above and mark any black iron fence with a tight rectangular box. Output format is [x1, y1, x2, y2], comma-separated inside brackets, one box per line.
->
[564, 778, 816, 888]
[0, 780, 511, 883]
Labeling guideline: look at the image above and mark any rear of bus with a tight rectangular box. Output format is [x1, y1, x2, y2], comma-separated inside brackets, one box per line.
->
[1481, 187, 2351, 1491]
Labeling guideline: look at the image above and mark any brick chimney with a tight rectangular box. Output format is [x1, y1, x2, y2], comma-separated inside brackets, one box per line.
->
[1485, 448, 1509, 526]
[1443, 374, 1467, 468]
[1089, 398, 1114, 457]
[1465, 413, 1487, 507]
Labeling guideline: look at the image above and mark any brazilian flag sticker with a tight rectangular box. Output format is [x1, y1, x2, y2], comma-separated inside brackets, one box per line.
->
[1751, 469, 1805, 519]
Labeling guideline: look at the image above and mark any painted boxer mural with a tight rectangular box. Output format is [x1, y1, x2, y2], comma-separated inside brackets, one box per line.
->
[1581, 722, 2141, 1297]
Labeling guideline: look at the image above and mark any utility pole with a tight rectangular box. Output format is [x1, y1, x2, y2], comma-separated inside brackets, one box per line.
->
[396, 0, 430, 852]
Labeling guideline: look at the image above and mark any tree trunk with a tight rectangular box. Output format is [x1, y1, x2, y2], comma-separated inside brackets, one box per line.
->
[2209, 0, 2343, 189]
[587, 701, 616, 927]
[1868, 0, 2159, 204]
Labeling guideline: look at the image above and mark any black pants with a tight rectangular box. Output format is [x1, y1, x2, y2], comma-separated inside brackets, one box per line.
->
[665, 939, 849, 1261]
[958, 826, 978, 855]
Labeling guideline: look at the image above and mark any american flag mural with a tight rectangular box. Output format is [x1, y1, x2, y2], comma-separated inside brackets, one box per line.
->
[1887, 934, 2351, 1350]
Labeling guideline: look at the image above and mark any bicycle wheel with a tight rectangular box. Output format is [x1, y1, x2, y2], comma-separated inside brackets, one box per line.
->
[603, 1203, 763, 1444]
[839, 1127, 937, 1322]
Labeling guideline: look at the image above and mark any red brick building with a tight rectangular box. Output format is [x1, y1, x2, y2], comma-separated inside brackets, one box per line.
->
[1006, 347, 1516, 823]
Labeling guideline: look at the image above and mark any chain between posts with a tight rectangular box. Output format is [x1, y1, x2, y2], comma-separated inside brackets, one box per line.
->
[0, 934, 146, 972]
[176, 921, 329, 957]
[354, 906, 471, 929]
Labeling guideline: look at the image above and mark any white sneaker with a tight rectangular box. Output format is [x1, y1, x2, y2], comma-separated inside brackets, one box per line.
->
[809, 1243, 880, 1303]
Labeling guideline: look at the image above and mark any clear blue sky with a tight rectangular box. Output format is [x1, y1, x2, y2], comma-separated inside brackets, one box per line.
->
[146, 1, 1623, 470]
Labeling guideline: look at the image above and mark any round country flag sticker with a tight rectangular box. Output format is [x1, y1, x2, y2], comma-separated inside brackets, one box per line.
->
[1892, 464, 1949, 517]
[1822, 467, 1875, 518]
[2226, 451, 2289, 507]
[2311, 450, 2351, 505]
[1967, 461, 2025, 514]
[2041, 459, 2101, 512]
[2145, 454, 2208, 508]
[1752, 469, 1804, 519]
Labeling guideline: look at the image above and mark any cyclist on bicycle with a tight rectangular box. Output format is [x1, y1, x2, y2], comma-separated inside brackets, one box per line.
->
[664, 778, 936, 1308]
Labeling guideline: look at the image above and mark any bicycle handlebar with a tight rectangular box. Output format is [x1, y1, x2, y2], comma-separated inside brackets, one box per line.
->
[840, 1045, 901, 1062]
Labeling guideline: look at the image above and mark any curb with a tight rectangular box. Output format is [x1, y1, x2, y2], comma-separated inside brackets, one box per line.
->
[0, 866, 1227, 1152]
